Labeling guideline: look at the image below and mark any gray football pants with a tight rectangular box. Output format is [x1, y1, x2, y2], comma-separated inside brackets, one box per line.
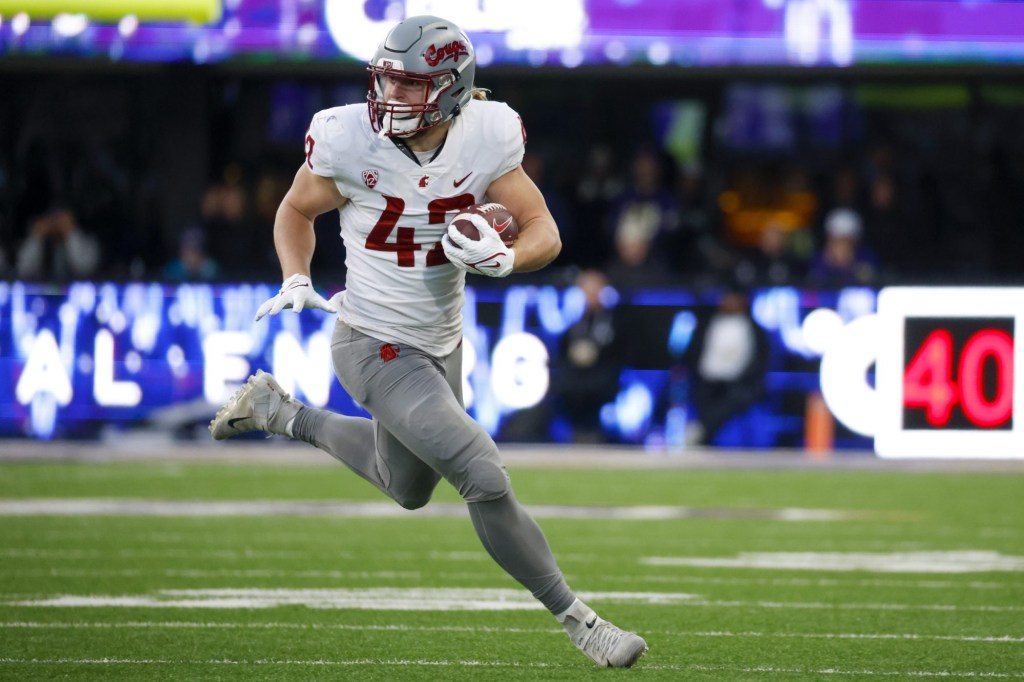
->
[289, 319, 576, 615]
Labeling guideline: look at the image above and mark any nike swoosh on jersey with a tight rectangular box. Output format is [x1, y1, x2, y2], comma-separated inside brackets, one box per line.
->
[453, 172, 473, 187]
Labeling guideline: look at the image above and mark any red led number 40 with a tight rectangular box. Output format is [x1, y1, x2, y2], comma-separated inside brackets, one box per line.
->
[903, 328, 1014, 428]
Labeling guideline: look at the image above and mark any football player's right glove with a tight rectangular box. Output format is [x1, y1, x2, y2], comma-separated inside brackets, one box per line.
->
[255, 273, 338, 321]
[442, 215, 516, 278]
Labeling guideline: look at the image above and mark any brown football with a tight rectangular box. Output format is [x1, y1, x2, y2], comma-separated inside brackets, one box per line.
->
[449, 203, 519, 247]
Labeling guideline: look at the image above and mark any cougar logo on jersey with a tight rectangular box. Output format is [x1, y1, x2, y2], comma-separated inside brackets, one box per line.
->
[379, 343, 401, 363]
[418, 175, 430, 188]
[362, 170, 379, 188]
[424, 40, 469, 66]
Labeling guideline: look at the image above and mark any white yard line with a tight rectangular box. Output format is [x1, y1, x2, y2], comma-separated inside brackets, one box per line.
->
[2, 621, 1023, 644]
[0, 547, 597, 563]
[1, 568, 424, 579]
[0, 621, 559, 633]
[686, 598, 1024, 613]
[0, 498, 861, 522]
[4, 586, 1020, 613]
[607, 574, 1011, 590]
[0, 657, 1022, 677]
[4, 439, 1023, 474]
[1, 566, 1012, 590]
[4, 587, 698, 611]
[643, 551, 1024, 574]
[683, 665, 1024, 678]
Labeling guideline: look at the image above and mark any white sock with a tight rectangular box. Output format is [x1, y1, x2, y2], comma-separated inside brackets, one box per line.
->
[555, 598, 582, 624]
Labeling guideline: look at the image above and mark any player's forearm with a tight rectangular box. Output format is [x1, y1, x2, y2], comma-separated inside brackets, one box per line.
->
[512, 217, 562, 273]
[273, 200, 317, 279]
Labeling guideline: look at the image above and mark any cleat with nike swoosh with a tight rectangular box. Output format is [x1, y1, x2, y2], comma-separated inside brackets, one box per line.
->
[209, 370, 304, 440]
[562, 600, 648, 668]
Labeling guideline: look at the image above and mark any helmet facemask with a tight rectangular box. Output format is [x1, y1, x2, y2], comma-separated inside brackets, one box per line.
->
[367, 65, 460, 138]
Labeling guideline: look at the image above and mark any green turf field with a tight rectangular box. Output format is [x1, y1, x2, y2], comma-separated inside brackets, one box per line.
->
[1, 450, 1022, 680]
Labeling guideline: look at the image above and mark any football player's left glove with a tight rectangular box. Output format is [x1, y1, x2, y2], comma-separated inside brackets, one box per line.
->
[254, 273, 338, 321]
[442, 215, 516, 278]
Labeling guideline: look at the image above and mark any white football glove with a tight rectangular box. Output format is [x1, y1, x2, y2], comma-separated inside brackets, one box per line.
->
[441, 214, 516, 278]
[254, 274, 338, 321]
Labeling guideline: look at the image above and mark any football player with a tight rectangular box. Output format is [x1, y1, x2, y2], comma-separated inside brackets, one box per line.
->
[209, 14, 647, 668]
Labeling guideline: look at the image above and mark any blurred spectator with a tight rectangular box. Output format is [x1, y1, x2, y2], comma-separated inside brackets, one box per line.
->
[0, 214, 9, 277]
[549, 269, 622, 443]
[862, 170, 919, 281]
[246, 170, 291, 281]
[201, 165, 256, 280]
[523, 151, 572, 265]
[683, 286, 770, 446]
[163, 226, 221, 282]
[70, 139, 136, 277]
[569, 145, 623, 269]
[606, 147, 682, 285]
[806, 208, 877, 288]
[15, 206, 102, 281]
[676, 165, 732, 282]
[828, 163, 862, 212]
[733, 221, 807, 288]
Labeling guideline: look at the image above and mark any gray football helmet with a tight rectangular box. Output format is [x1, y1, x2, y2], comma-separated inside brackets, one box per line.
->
[367, 15, 476, 137]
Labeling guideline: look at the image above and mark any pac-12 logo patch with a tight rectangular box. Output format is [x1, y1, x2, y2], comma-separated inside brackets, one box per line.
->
[362, 169, 379, 188]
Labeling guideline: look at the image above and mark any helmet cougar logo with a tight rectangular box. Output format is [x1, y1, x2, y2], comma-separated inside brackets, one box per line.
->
[362, 170, 379, 188]
[424, 40, 469, 67]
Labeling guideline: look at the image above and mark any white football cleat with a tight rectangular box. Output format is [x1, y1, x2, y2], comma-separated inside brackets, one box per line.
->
[209, 369, 303, 440]
[562, 601, 648, 668]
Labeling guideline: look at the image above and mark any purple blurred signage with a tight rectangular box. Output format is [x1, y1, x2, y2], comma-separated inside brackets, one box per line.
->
[2, 0, 1023, 66]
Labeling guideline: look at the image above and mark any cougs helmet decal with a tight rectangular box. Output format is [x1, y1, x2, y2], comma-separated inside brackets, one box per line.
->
[424, 40, 469, 66]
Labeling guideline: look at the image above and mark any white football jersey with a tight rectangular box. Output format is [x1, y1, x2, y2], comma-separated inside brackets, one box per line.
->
[305, 100, 525, 357]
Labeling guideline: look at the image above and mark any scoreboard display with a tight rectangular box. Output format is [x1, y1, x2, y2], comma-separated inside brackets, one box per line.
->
[874, 288, 1023, 459]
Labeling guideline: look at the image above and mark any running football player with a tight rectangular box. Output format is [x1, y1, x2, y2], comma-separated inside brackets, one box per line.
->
[209, 14, 647, 668]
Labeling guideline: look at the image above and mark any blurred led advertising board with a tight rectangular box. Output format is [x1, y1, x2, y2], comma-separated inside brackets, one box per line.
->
[4, 281, 1021, 457]
[2, 280, 864, 446]
[0, 280, 618, 441]
[3, 0, 1024, 67]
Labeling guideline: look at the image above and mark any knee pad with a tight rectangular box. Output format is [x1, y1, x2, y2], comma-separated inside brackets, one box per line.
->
[459, 455, 510, 503]
[388, 468, 442, 511]
[394, 490, 434, 511]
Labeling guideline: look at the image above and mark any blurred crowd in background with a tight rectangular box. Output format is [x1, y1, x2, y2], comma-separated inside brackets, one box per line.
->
[1, 70, 1022, 291]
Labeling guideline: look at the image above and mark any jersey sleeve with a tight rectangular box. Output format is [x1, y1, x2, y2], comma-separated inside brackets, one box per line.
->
[495, 103, 527, 177]
[304, 109, 341, 178]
